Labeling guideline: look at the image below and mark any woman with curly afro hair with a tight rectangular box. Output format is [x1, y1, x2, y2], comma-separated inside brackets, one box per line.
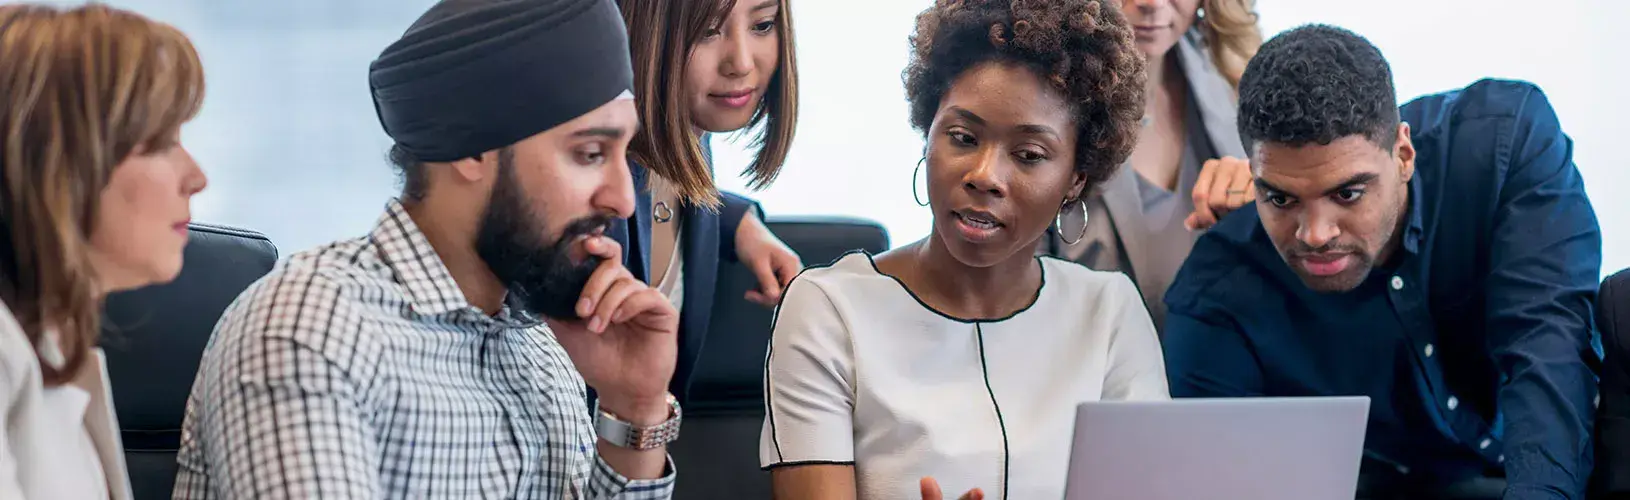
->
[1045, 0, 1262, 333]
[759, 1, 1166, 498]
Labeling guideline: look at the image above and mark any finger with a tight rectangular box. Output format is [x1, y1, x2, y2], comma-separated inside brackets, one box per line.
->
[612, 288, 678, 332]
[1224, 163, 1254, 210]
[744, 290, 774, 307]
[581, 234, 624, 263]
[1205, 162, 1236, 213]
[1191, 158, 1220, 209]
[748, 255, 781, 301]
[576, 258, 634, 319]
[774, 251, 803, 287]
[920, 477, 943, 500]
[574, 237, 633, 318]
[959, 489, 985, 500]
[1183, 211, 1202, 231]
[591, 277, 644, 332]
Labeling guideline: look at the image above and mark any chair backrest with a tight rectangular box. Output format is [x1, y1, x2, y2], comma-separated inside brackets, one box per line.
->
[100, 223, 278, 500]
[671, 215, 889, 500]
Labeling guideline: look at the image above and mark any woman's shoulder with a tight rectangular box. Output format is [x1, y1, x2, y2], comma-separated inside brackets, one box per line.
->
[1038, 256, 1141, 309]
[788, 251, 885, 289]
[0, 302, 37, 399]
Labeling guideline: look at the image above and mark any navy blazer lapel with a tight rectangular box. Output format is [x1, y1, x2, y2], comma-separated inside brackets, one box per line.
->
[621, 164, 654, 283]
[673, 203, 720, 401]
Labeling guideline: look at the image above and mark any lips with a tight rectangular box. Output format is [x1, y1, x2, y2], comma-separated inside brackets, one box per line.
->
[708, 88, 757, 109]
[1298, 253, 1353, 277]
[951, 209, 1004, 243]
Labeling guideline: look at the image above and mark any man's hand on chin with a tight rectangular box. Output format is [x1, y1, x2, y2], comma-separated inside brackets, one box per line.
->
[545, 234, 678, 415]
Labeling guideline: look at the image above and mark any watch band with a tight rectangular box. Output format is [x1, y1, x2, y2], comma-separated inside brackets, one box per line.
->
[595, 394, 682, 450]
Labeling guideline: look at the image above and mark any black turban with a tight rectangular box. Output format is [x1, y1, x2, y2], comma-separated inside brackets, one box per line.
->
[369, 0, 634, 162]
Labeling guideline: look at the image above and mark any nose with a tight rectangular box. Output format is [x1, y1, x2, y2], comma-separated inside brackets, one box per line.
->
[960, 147, 1007, 198]
[180, 145, 207, 196]
[597, 152, 636, 219]
[720, 29, 752, 78]
[1295, 206, 1341, 250]
[1127, 0, 1160, 12]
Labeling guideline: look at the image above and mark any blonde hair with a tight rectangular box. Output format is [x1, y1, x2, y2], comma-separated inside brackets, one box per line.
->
[0, 3, 205, 386]
[1199, 0, 1262, 89]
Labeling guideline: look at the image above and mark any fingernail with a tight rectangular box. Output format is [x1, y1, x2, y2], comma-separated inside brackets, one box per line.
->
[577, 298, 591, 315]
[589, 317, 603, 332]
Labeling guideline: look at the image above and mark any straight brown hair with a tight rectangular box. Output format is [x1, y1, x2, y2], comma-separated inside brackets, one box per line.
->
[620, 0, 799, 208]
[0, 3, 205, 386]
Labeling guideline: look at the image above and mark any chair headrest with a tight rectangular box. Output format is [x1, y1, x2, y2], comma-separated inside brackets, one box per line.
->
[101, 222, 278, 448]
[690, 215, 890, 414]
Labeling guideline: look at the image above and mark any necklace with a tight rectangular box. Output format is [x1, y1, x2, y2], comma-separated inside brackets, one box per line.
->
[653, 201, 673, 224]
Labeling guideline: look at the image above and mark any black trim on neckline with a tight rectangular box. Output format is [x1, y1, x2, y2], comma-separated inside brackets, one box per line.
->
[859, 250, 1048, 324]
[976, 324, 1011, 500]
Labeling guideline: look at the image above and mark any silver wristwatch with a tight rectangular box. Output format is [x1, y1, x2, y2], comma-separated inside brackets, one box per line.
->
[595, 393, 682, 450]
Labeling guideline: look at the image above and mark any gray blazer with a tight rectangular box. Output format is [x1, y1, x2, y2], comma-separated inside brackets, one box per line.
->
[1044, 28, 1247, 331]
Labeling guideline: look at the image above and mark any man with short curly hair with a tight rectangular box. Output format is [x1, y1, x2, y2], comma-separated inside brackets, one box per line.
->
[1163, 24, 1600, 499]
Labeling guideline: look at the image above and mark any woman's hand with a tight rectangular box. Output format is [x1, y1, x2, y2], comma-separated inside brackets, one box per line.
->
[1185, 156, 1256, 230]
[735, 212, 803, 306]
[920, 477, 983, 500]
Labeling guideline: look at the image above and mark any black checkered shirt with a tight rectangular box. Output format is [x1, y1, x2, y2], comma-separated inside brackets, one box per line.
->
[173, 200, 675, 499]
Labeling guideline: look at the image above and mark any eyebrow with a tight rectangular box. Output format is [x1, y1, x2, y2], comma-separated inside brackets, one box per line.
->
[1016, 124, 1062, 142]
[752, 0, 778, 13]
[949, 107, 986, 127]
[572, 126, 631, 140]
[1254, 172, 1380, 197]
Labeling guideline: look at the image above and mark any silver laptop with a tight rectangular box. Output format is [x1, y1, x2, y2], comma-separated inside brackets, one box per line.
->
[1063, 397, 1370, 500]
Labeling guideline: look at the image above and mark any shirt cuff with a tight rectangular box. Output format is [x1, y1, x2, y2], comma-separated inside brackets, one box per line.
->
[589, 453, 676, 499]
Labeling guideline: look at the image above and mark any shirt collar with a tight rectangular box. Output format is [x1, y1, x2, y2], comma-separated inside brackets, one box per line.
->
[368, 199, 475, 317]
[1401, 171, 1425, 255]
[369, 200, 545, 328]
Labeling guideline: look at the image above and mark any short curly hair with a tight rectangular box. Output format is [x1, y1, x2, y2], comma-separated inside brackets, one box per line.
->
[1236, 24, 1398, 152]
[903, 0, 1146, 199]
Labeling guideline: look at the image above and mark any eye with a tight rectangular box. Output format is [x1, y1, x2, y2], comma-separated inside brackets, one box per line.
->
[1264, 193, 1295, 208]
[700, 27, 722, 40]
[574, 144, 606, 166]
[946, 130, 976, 147]
[753, 19, 776, 34]
[1012, 149, 1047, 165]
[1333, 188, 1365, 204]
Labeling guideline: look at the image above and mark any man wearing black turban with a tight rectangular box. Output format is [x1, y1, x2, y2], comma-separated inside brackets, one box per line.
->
[174, 1, 682, 497]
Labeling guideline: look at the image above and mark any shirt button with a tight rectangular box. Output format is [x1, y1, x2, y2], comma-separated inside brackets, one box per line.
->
[1424, 344, 1435, 357]
[1396, 465, 1410, 474]
[1479, 438, 1492, 450]
[1446, 396, 1459, 410]
[1498, 455, 1506, 464]
[1391, 276, 1405, 290]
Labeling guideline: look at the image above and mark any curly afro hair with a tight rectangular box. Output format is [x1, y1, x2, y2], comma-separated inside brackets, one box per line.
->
[1236, 24, 1398, 152]
[902, 0, 1146, 199]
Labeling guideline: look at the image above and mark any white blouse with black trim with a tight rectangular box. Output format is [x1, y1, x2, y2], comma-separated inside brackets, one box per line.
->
[759, 252, 1169, 500]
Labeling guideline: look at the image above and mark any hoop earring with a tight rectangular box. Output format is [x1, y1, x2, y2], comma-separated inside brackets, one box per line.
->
[1055, 198, 1090, 245]
[911, 158, 929, 207]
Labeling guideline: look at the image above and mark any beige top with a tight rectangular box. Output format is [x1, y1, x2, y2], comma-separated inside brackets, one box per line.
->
[0, 302, 131, 500]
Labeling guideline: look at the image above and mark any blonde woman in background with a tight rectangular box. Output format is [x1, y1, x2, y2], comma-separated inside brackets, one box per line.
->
[1043, 0, 1262, 331]
[0, 4, 208, 498]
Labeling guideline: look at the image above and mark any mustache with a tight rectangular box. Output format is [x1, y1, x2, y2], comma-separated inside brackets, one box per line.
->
[1286, 241, 1363, 258]
[558, 214, 616, 246]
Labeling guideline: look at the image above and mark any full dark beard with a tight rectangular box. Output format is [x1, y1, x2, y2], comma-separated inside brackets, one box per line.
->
[475, 153, 616, 320]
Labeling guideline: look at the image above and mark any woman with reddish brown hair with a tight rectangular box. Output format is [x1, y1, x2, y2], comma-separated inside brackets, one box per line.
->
[0, 4, 208, 498]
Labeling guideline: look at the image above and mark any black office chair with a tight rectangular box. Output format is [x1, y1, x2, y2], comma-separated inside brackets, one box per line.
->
[671, 215, 890, 500]
[100, 223, 278, 500]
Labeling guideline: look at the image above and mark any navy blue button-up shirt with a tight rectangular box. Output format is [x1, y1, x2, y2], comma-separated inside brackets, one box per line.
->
[1162, 79, 1600, 498]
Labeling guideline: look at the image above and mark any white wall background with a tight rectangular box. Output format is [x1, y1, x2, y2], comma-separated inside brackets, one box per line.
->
[712, 0, 1630, 277]
[59, 0, 1627, 278]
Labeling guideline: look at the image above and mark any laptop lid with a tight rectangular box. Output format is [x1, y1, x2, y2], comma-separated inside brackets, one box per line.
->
[1063, 397, 1370, 500]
